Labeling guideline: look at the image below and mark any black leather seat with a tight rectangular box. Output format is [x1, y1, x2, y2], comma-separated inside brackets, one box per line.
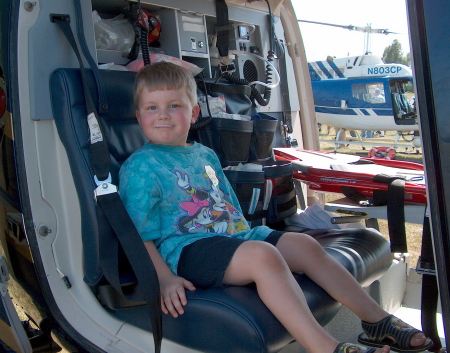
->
[50, 68, 393, 353]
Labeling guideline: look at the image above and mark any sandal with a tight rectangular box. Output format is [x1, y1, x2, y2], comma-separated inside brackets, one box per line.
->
[333, 342, 377, 353]
[358, 315, 434, 352]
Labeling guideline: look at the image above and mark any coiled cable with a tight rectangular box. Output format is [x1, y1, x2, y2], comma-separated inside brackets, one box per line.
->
[140, 26, 151, 66]
[220, 0, 281, 106]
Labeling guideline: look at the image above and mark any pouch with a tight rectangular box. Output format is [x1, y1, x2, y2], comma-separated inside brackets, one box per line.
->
[249, 113, 278, 162]
[263, 161, 297, 224]
[223, 169, 265, 227]
[224, 161, 297, 227]
[197, 118, 254, 166]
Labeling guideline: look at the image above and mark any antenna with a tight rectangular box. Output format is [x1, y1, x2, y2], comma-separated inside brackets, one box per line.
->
[297, 19, 399, 54]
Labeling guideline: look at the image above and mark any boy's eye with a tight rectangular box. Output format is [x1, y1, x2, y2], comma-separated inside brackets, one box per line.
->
[148, 106, 157, 111]
[170, 104, 180, 108]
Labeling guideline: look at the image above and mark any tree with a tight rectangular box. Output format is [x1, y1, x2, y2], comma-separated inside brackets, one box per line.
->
[382, 39, 408, 65]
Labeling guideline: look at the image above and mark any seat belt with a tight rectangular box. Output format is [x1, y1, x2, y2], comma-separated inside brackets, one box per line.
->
[215, 0, 229, 58]
[51, 14, 162, 353]
[372, 174, 407, 253]
[73, 0, 108, 114]
[268, 13, 293, 144]
[340, 173, 408, 253]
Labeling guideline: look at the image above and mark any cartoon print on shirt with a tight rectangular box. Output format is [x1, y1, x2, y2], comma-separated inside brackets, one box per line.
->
[174, 169, 248, 234]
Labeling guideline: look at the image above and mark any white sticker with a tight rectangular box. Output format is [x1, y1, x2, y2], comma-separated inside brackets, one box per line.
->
[205, 165, 218, 187]
[87, 112, 103, 144]
[181, 15, 203, 23]
[183, 22, 205, 33]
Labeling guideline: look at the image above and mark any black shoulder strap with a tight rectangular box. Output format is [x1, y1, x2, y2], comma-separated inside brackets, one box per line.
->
[52, 14, 162, 352]
[278, 54, 293, 135]
[50, 13, 111, 181]
[73, 0, 108, 114]
[215, 0, 229, 57]
[340, 173, 408, 253]
[372, 174, 407, 253]
[269, 13, 292, 137]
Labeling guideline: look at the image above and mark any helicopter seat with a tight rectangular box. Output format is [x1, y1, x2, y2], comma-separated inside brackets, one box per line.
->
[392, 92, 416, 122]
[50, 68, 393, 353]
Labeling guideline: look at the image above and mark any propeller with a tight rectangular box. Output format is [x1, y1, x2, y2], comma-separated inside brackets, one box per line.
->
[297, 20, 400, 54]
[297, 19, 400, 35]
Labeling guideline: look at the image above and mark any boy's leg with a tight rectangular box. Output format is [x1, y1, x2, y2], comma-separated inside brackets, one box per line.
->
[275, 232, 427, 348]
[222, 241, 388, 353]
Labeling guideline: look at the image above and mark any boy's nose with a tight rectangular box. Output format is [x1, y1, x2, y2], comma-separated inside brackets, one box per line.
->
[158, 107, 170, 119]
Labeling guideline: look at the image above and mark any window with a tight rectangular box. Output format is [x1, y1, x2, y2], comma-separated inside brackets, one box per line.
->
[352, 82, 385, 104]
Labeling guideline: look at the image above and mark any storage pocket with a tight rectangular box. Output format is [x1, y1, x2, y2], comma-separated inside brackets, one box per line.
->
[224, 161, 297, 227]
[263, 161, 297, 224]
[250, 113, 278, 162]
[223, 169, 265, 227]
[201, 81, 257, 116]
[197, 118, 254, 166]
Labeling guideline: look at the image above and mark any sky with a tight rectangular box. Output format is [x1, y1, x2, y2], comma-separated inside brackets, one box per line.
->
[292, 0, 411, 62]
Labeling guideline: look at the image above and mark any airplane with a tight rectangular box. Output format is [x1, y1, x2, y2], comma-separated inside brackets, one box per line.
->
[0, 0, 449, 352]
[299, 20, 420, 150]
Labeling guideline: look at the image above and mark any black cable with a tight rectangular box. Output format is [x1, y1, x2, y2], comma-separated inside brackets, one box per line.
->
[125, 2, 141, 61]
[137, 0, 151, 66]
[140, 26, 151, 66]
[191, 73, 213, 130]
[266, 0, 274, 55]
[191, 116, 213, 130]
[200, 74, 213, 119]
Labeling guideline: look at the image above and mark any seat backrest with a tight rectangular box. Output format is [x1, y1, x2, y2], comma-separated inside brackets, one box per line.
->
[50, 68, 145, 286]
[391, 92, 403, 118]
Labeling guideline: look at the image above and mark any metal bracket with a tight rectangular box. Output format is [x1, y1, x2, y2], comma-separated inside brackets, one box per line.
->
[415, 256, 436, 275]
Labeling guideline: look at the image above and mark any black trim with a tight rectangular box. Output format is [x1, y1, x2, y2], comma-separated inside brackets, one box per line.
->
[407, 0, 450, 348]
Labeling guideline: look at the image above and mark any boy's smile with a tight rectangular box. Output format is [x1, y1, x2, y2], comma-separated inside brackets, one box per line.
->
[136, 88, 200, 146]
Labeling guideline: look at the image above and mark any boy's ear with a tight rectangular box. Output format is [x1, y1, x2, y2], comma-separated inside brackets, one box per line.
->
[136, 111, 142, 125]
[191, 104, 200, 123]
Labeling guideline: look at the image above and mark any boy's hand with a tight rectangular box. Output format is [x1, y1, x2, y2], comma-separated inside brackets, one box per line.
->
[159, 273, 196, 318]
[175, 171, 190, 190]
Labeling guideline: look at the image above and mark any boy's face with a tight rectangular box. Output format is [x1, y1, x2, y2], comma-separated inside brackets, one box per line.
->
[136, 88, 200, 147]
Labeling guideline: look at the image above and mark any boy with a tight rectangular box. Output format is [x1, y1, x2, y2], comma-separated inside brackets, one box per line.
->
[119, 62, 431, 353]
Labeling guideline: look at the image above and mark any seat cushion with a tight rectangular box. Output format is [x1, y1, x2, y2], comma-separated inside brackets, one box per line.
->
[109, 228, 392, 353]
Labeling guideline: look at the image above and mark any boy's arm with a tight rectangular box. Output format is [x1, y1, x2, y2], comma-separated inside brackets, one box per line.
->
[144, 240, 196, 318]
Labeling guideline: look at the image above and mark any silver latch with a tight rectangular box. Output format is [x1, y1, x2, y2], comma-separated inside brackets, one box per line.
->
[94, 174, 118, 199]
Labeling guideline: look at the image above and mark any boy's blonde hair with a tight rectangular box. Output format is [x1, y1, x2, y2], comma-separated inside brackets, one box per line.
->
[134, 61, 198, 108]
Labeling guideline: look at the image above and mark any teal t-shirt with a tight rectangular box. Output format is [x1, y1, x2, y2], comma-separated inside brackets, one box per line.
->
[119, 142, 272, 274]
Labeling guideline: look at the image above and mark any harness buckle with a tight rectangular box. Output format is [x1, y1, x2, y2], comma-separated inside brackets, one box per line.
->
[94, 174, 117, 199]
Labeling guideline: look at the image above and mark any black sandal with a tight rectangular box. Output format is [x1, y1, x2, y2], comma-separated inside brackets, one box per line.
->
[334, 342, 377, 353]
[358, 315, 434, 352]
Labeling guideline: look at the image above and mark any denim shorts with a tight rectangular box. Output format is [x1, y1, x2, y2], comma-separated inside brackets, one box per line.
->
[177, 231, 285, 289]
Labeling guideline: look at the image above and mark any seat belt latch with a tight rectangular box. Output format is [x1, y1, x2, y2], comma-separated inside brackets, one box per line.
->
[94, 174, 117, 199]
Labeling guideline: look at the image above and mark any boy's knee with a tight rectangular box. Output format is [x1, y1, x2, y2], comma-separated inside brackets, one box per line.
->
[280, 232, 325, 254]
[242, 241, 285, 269]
